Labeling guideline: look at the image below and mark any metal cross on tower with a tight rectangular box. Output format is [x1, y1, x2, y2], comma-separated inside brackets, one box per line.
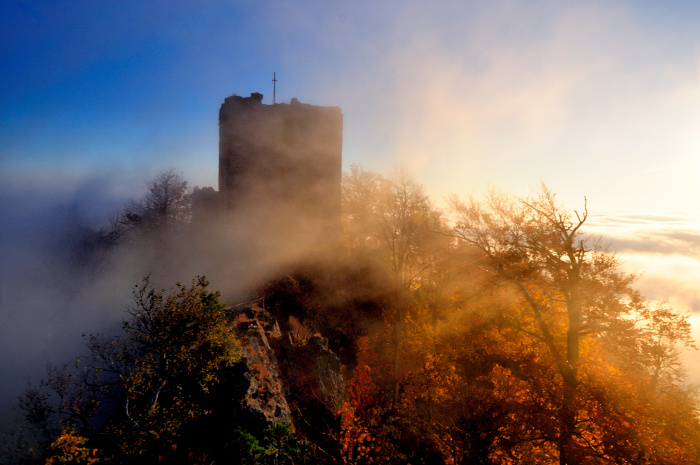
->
[272, 72, 277, 104]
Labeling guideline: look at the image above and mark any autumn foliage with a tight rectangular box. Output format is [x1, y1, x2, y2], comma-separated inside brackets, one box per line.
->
[45, 430, 100, 465]
[335, 168, 700, 464]
[5, 167, 700, 465]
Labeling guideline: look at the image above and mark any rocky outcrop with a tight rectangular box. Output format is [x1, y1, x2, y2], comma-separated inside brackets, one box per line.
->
[229, 302, 346, 436]
[230, 304, 291, 433]
[282, 334, 346, 414]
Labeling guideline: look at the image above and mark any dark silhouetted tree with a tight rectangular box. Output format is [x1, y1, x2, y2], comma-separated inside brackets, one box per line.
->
[121, 169, 191, 239]
[11, 277, 240, 464]
[448, 184, 698, 464]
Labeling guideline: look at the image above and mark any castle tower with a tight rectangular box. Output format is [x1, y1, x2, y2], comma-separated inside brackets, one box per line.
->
[218, 93, 343, 251]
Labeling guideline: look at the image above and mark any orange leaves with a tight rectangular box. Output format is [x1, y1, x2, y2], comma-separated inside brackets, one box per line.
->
[338, 407, 373, 465]
[338, 364, 378, 465]
[347, 364, 376, 415]
[44, 430, 100, 465]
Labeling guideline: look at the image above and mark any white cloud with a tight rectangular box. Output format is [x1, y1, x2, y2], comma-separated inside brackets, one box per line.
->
[584, 210, 700, 381]
[291, 1, 700, 213]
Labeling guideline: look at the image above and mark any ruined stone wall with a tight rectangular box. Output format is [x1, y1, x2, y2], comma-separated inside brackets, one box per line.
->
[218, 93, 343, 248]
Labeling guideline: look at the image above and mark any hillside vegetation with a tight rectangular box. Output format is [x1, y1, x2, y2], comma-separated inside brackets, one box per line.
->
[4, 167, 699, 465]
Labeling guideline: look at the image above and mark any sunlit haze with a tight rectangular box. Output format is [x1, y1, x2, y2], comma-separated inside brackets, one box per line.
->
[2, 0, 700, 433]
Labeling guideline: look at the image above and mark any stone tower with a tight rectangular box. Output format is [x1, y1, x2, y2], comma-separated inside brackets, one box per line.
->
[218, 93, 343, 250]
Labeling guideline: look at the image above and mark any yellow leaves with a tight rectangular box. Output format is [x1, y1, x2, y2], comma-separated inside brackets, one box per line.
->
[44, 430, 100, 465]
[339, 402, 374, 465]
[84, 277, 243, 461]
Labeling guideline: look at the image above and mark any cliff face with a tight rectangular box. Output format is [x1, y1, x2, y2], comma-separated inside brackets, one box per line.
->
[229, 304, 292, 433]
[229, 302, 345, 438]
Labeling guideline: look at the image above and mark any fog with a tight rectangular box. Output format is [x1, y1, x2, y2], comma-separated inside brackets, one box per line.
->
[0, 166, 333, 433]
[4, 0, 700, 449]
[0, 178, 128, 431]
[5, 174, 700, 432]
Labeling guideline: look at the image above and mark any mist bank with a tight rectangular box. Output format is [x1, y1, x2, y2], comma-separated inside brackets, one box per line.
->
[3, 169, 700, 436]
[0, 170, 339, 432]
[6, 168, 700, 464]
[0, 179, 129, 432]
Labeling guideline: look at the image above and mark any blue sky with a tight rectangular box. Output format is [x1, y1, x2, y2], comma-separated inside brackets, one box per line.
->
[3, 1, 700, 215]
[3, 0, 700, 295]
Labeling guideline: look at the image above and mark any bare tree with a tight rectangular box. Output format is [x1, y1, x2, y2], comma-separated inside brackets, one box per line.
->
[121, 169, 192, 238]
[447, 183, 668, 464]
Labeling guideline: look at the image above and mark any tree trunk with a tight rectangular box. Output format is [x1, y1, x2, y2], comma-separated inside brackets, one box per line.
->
[392, 314, 403, 409]
[559, 277, 582, 465]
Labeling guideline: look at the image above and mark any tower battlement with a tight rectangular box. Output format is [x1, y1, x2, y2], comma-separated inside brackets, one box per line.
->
[218, 92, 343, 247]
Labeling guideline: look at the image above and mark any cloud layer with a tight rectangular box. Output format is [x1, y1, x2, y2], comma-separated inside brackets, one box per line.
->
[586, 211, 700, 383]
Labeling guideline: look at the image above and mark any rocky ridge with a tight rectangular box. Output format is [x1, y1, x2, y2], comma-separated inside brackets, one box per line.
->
[229, 302, 346, 438]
